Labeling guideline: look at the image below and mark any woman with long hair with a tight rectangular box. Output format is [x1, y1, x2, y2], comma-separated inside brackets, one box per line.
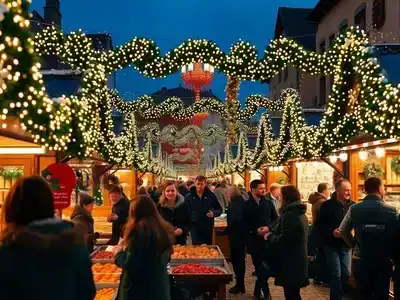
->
[158, 180, 191, 245]
[115, 195, 174, 300]
[225, 185, 247, 294]
[264, 185, 309, 300]
[0, 176, 95, 300]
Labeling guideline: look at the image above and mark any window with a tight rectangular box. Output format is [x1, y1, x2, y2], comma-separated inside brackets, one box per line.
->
[284, 66, 289, 80]
[339, 19, 348, 33]
[354, 3, 367, 31]
[329, 75, 334, 93]
[373, 0, 386, 29]
[319, 76, 326, 106]
[319, 40, 326, 53]
[329, 34, 335, 48]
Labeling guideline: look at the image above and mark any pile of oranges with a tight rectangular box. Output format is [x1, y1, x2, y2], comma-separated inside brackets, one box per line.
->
[94, 288, 117, 300]
[93, 273, 120, 283]
[171, 245, 220, 259]
[92, 263, 122, 274]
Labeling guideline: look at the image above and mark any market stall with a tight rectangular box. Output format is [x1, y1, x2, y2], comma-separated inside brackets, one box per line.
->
[346, 138, 400, 297]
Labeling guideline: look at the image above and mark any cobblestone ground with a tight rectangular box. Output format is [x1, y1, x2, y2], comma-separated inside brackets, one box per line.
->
[225, 255, 351, 300]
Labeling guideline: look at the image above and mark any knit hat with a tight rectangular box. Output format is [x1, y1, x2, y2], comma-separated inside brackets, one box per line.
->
[79, 192, 95, 207]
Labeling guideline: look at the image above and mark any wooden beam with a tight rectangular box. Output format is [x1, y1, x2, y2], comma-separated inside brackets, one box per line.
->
[321, 157, 346, 179]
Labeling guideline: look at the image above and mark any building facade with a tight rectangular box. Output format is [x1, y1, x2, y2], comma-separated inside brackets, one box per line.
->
[269, 7, 318, 108]
[309, 0, 399, 106]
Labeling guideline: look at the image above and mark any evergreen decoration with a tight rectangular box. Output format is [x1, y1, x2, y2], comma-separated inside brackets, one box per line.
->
[363, 163, 384, 178]
[0, 11, 396, 177]
[93, 184, 103, 206]
[0, 167, 23, 180]
[391, 156, 400, 174]
[276, 177, 288, 185]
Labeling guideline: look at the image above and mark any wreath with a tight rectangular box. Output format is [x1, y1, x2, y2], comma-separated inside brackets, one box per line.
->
[102, 173, 120, 191]
[0, 167, 23, 180]
[363, 163, 384, 178]
[391, 156, 400, 174]
[276, 177, 288, 185]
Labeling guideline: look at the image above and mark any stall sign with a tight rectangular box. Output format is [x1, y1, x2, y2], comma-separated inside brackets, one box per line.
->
[42, 163, 76, 209]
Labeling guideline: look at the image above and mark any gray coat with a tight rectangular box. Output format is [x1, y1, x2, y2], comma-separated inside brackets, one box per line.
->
[340, 194, 398, 259]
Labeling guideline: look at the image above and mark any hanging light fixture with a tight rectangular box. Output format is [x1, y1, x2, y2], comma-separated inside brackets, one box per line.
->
[312, 161, 319, 167]
[273, 166, 279, 172]
[359, 148, 368, 161]
[278, 166, 284, 171]
[339, 152, 348, 162]
[295, 162, 301, 168]
[269, 167, 273, 172]
[375, 147, 386, 158]
[329, 155, 338, 163]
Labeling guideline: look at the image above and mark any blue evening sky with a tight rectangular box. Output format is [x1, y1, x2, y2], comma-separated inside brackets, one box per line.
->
[30, 0, 318, 102]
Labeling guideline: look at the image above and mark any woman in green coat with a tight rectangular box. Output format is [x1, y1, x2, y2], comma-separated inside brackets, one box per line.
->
[115, 195, 175, 300]
[265, 185, 309, 300]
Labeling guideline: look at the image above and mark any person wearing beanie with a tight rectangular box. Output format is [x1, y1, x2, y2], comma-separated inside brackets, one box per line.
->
[71, 192, 98, 252]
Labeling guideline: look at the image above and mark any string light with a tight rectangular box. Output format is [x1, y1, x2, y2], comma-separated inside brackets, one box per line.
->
[2, 16, 393, 177]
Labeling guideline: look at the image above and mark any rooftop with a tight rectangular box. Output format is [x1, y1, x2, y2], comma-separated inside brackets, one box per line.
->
[274, 7, 317, 51]
[307, 0, 340, 23]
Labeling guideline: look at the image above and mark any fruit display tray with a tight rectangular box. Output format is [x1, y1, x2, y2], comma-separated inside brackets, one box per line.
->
[169, 261, 233, 281]
[91, 245, 115, 264]
[170, 245, 225, 266]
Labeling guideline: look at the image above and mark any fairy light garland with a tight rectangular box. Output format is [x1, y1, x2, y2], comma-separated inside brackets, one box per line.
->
[11, 21, 397, 176]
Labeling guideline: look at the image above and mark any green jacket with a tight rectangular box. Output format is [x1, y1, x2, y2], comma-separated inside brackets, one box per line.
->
[115, 230, 171, 300]
[0, 218, 95, 300]
[266, 201, 309, 288]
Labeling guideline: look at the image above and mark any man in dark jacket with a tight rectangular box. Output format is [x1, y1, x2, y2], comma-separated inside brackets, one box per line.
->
[394, 215, 400, 300]
[107, 185, 130, 245]
[340, 177, 398, 299]
[178, 180, 190, 197]
[319, 179, 355, 300]
[243, 179, 279, 300]
[185, 175, 222, 245]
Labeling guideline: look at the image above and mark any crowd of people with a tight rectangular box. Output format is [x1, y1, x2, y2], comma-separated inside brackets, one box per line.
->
[0, 175, 398, 300]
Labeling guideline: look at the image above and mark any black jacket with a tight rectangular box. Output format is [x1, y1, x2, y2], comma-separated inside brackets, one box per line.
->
[267, 201, 309, 288]
[185, 186, 222, 232]
[178, 185, 189, 197]
[243, 192, 279, 254]
[109, 196, 130, 245]
[70, 205, 96, 252]
[0, 219, 95, 300]
[158, 194, 191, 245]
[318, 197, 354, 249]
[224, 195, 248, 246]
[394, 216, 400, 296]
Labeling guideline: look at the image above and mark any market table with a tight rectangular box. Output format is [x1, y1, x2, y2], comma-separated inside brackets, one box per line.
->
[213, 217, 230, 260]
[169, 259, 233, 300]
[169, 245, 233, 300]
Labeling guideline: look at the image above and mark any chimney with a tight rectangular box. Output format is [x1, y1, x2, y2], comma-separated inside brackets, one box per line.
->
[44, 0, 62, 27]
